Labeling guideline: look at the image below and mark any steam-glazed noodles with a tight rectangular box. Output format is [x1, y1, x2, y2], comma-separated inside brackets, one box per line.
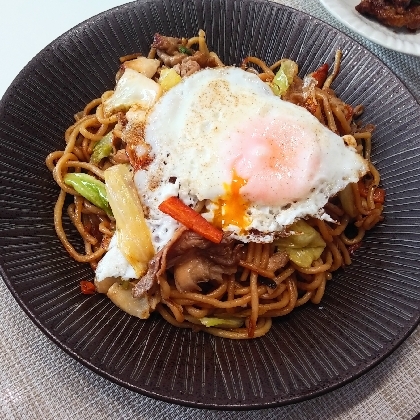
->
[46, 30, 384, 339]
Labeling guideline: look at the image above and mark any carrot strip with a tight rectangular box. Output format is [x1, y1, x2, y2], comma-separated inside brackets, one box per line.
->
[358, 182, 385, 204]
[310, 63, 329, 87]
[158, 196, 223, 243]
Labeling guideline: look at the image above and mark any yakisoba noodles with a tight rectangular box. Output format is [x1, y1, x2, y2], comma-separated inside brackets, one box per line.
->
[46, 30, 384, 339]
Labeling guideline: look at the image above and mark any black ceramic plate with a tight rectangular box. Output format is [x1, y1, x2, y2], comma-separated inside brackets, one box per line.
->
[0, 0, 419, 410]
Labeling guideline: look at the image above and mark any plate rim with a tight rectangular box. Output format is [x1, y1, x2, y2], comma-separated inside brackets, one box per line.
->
[1, 0, 420, 410]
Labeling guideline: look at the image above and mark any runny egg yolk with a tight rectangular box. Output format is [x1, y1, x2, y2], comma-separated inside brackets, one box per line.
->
[213, 170, 250, 230]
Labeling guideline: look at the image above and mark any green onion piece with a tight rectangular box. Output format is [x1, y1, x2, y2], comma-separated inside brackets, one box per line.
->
[90, 132, 113, 165]
[178, 45, 192, 55]
[64, 173, 113, 216]
[271, 59, 298, 97]
[200, 317, 244, 329]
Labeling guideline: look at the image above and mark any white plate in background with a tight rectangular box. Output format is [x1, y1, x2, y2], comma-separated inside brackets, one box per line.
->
[320, 0, 420, 56]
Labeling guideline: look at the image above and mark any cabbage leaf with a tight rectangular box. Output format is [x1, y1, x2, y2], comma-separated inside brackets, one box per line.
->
[275, 220, 326, 268]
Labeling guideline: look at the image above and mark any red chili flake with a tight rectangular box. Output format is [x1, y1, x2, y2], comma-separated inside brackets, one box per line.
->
[347, 242, 362, 255]
[344, 104, 353, 120]
[80, 280, 96, 295]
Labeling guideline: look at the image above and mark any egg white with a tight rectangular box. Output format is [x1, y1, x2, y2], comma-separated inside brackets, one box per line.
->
[130, 67, 368, 249]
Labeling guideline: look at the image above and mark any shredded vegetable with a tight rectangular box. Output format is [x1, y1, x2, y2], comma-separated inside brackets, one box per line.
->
[338, 184, 358, 218]
[271, 59, 298, 97]
[158, 196, 224, 243]
[90, 132, 113, 165]
[105, 164, 154, 277]
[275, 220, 326, 267]
[178, 45, 192, 55]
[64, 173, 112, 216]
[158, 68, 182, 91]
[200, 317, 244, 329]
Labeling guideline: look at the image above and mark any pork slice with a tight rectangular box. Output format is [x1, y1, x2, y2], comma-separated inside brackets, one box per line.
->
[156, 50, 187, 67]
[132, 228, 242, 297]
[132, 227, 187, 298]
[152, 33, 182, 54]
[185, 51, 208, 67]
[165, 231, 242, 267]
[132, 253, 161, 298]
[176, 59, 201, 77]
[173, 249, 238, 293]
[267, 251, 289, 272]
[392, 0, 411, 9]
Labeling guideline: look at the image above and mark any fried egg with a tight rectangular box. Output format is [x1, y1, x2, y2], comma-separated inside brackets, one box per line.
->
[130, 67, 368, 250]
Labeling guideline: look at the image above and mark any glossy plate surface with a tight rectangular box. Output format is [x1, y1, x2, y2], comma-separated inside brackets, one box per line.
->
[320, 0, 420, 56]
[0, 0, 419, 409]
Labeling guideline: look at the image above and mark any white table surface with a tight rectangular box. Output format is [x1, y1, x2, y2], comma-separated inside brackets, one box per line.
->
[0, 1, 419, 419]
[0, 1, 128, 99]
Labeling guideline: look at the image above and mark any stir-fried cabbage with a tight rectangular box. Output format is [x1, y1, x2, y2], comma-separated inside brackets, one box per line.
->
[104, 164, 154, 277]
[338, 184, 358, 218]
[158, 68, 182, 91]
[200, 316, 244, 329]
[275, 220, 326, 268]
[64, 173, 112, 216]
[90, 132, 113, 165]
[271, 59, 298, 97]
